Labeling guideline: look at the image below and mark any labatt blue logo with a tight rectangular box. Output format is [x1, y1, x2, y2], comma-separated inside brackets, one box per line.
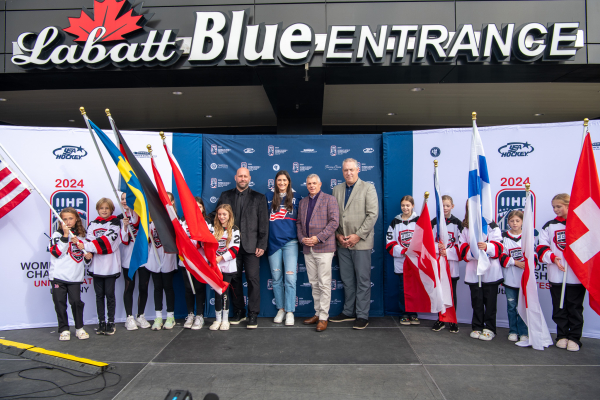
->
[495, 189, 536, 231]
[50, 190, 89, 235]
[498, 142, 534, 157]
[53, 146, 87, 160]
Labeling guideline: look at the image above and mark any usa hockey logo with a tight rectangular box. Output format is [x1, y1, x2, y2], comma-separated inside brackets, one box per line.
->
[50, 190, 89, 235]
[400, 231, 414, 248]
[498, 142, 534, 157]
[241, 162, 247, 168]
[211, 144, 218, 155]
[495, 189, 536, 231]
[210, 178, 217, 189]
[268, 179, 275, 190]
[554, 230, 566, 251]
[330, 145, 337, 156]
[53, 146, 87, 160]
[292, 162, 299, 173]
[268, 145, 275, 156]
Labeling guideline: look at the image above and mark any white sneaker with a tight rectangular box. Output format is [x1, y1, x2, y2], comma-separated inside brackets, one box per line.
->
[470, 330, 482, 339]
[519, 335, 529, 343]
[152, 317, 163, 331]
[59, 331, 70, 341]
[136, 315, 151, 329]
[220, 321, 230, 330]
[508, 333, 519, 342]
[183, 313, 195, 329]
[479, 329, 495, 341]
[285, 312, 294, 326]
[274, 309, 285, 323]
[164, 316, 176, 330]
[191, 315, 204, 330]
[125, 315, 138, 331]
[75, 329, 89, 340]
[209, 321, 221, 331]
[556, 338, 568, 349]
[567, 340, 580, 352]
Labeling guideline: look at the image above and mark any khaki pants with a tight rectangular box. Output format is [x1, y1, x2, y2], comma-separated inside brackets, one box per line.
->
[304, 249, 334, 321]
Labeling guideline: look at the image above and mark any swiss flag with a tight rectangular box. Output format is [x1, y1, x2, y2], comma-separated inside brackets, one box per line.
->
[563, 129, 600, 315]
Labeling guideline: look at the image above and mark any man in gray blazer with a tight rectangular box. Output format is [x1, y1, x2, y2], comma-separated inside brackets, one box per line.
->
[330, 158, 378, 329]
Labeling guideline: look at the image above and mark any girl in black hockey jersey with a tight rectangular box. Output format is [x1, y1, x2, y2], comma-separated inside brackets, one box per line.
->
[431, 195, 463, 333]
[50, 207, 92, 341]
[537, 194, 585, 352]
[209, 204, 240, 331]
[385, 195, 420, 326]
[77, 198, 122, 336]
[499, 210, 529, 343]
[458, 201, 503, 341]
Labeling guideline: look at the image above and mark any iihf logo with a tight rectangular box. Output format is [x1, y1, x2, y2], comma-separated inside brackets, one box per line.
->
[268, 179, 275, 190]
[495, 189, 536, 231]
[357, 162, 361, 172]
[293, 162, 299, 173]
[267, 279, 273, 290]
[268, 145, 275, 156]
[330, 145, 337, 156]
[331, 179, 337, 189]
[241, 162, 247, 168]
[211, 178, 217, 189]
[211, 144, 217, 155]
[50, 190, 89, 235]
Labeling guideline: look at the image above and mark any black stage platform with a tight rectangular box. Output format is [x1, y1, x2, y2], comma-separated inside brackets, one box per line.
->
[1, 317, 599, 399]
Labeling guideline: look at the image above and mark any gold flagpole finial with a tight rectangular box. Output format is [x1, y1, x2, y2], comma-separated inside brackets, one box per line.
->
[424, 191, 430, 200]
[147, 145, 153, 154]
[105, 109, 111, 116]
[472, 112, 477, 120]
[79, 107, 86, 115]
[159, 131, 166, 141]
[584, 118, 589, 127]
[434, 159, 438, 168]
[525, 183, 530, 193]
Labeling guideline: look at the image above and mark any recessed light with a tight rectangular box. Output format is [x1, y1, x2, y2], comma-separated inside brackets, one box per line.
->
[172, 91, 183, 95]
[410, 87, 424, 92]
[387, 113, 396, 116]
[205, 115, 213, 118]
[68, 119, 75, 122]
[534, 113, 544, 116]
[0, 98, 6, 102]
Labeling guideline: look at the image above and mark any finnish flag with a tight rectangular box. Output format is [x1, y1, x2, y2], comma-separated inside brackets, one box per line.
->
[467, 116, 493, 276]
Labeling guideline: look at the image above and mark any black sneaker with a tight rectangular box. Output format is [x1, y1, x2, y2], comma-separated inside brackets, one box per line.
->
[432, 320, 445, 332]
[353, 318, 369, 330]
[328, 313, 356, 322]
[449, 323, 459, 333]
[247, 314, 258, 329]
[409, 316, 420, 325]
[96, 321, 106, 335]
[105, 322, 116, 335]
[229, 310, 247, 325]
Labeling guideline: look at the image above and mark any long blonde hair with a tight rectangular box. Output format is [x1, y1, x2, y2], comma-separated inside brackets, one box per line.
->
[213, 204, 235, 247]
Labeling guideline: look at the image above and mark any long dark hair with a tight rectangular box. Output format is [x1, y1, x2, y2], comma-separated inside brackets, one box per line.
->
[462, 201, 469, 228]
[194, 196, 208, 220]
[271, 170, 294, 213]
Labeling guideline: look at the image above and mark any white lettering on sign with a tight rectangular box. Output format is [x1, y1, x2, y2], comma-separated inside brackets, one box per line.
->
[571, 197, 600, 264]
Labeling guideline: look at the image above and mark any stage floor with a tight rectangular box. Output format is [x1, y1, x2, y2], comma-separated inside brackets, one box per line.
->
[1, 317, 599, 399]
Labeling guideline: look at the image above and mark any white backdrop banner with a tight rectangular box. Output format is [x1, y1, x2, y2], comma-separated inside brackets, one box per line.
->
[412, 120, 600, 339]
[0, 125, 173, 331]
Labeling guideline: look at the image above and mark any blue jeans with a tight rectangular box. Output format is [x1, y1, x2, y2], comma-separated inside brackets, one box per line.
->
[505, 286, 528, 336]
[396, 273, 417, 318]
[268, 240, 298, 312]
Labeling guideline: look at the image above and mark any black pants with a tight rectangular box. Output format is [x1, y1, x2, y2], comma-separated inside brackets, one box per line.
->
[468, 282, 499, 333]
[182, 268, 207, 316]
[452, 277, 459, 313]
[232, 250, 261, 315]
[122, 267, 151, 317]
[52, 280, 84, 333]
[214, 273, 235, 312]
[93, 276, 117, 323]
[550, 283, 586, 346]
[152, 271, 176, 313]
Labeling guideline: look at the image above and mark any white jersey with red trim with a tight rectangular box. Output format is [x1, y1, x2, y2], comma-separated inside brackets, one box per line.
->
[431, 215, 463, 278]
[208, 224, 240, 274]
[536, 217, 581, 285]
[385, 212, 419, 274]
[458, 223, 504, 284]
[84, 216, 122, 277]
[119, 210, 140, 270]
[144, 222, 178, 274]
[48, 231, 90, 283]
[499, 231, 525, 289]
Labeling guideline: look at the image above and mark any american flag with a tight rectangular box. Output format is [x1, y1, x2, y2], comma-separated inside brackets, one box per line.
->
[0, 155, 31, 219]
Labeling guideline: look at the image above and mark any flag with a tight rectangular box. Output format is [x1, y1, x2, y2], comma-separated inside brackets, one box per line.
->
[563, 126, 600, 315]
[86, 119, 149, 278]
[434, 165, 457, 323]
[468, 115, 493, 276]
[404, 200, 446, 313]
[150, 154, 228, 294]
[162, 140, 219, 269]
[0, 154, 31, 219]
[516, 189, 553, 349]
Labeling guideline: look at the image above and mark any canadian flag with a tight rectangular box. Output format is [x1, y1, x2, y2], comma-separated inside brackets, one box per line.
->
[563, 127, 600, 315]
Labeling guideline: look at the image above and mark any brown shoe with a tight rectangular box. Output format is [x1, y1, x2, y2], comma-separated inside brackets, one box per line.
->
[303, 315, 319, 325]
[316, 320, 328, 332]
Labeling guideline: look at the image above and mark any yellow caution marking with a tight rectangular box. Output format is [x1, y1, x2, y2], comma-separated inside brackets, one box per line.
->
[27, 347, 108, 367]
[0, 339, 35, 350]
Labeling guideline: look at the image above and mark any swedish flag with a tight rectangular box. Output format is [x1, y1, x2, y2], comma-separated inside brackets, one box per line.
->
[88, 119, 150, 278]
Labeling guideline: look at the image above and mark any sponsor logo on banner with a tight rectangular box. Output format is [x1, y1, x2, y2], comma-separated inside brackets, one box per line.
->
[53, 146, 87, 160]
[267, 279, 273, 290]
[210, 163, 228, 170]
[268, 179, 275, 190]
[268, 145, 288, 156]
[133, 151, 156, 159]
[249, 181, 255, 187]
[293, 162, 299, 173]
[297, 263, 306, 273]
[330, 145, 337, 156]
[301, 149, 317, 153]
[363, 148, 375, 153]
[268, 145, 274, 156]
[210, 144, 230, 155]
[495, 189, 536, 231]
[211, 144, 217, 155]
[210, 196, 217, 203]
[242, 162, 260, 171]
[330, 146, 350, 156]
[210, 298, 215, 306]
[325, 164, 342, 171]
[50, 190, 89, 235]
[430, 147, 441, 157]
[211, 163, 217, 169]
[273, 164, 280, 171]
[295, 297, 313, 307]
[292, 162, 312, 173]
[358, 162, 375, 172]
[241, 162, 247, 168]
[331, 179, 338, 189]
[211, 178, 231, 188]
[592, 142, 600, 151]
[211, 178, 217, 189]
[371, 282, 375, 287]
[300, 282, 312, 288]
[498, 142, 534, 157]
[272, 298, 276, 305]
[244, 148, 255, 154]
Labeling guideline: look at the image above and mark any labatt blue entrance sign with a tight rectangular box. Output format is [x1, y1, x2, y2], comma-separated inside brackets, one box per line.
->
[202, 135, 384, 318]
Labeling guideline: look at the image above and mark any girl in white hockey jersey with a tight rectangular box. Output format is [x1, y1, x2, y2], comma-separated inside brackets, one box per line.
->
[385, 195, 420, 326]
[49, 207, 92, 341]
[209, 204, 240, 331]
[499, 210, 529, 343]
[78, 198, 122, 336]
[431, 195, 462, 333]
[119, 192, 152, 331]
[458, 201, 504, 341]
[536, 193, 585, 352]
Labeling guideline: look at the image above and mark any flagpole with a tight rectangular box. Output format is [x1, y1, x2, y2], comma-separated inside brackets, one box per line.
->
[0, 142, 86, 250]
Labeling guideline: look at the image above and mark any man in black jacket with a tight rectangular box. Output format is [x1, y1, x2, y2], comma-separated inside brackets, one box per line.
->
[208, 167, 269, 328]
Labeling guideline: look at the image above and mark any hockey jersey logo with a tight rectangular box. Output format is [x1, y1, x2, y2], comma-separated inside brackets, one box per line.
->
[69, 242, 85, 263]
[444, 232, 456, 248]
[152, 229, 163, 248]
[270, 206, 293, 221]
[509, 247, 523, 261]
[93, 228, 107, 238]
[217, 238, 227, 256]
[400, 230, 414, 248]
[554, 229, 566, 251]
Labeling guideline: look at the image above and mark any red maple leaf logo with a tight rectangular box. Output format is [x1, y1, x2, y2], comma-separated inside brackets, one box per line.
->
[64, 0, 144, 42]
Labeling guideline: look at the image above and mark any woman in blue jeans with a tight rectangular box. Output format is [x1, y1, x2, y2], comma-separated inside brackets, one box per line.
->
[266, 170, 300, 326]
